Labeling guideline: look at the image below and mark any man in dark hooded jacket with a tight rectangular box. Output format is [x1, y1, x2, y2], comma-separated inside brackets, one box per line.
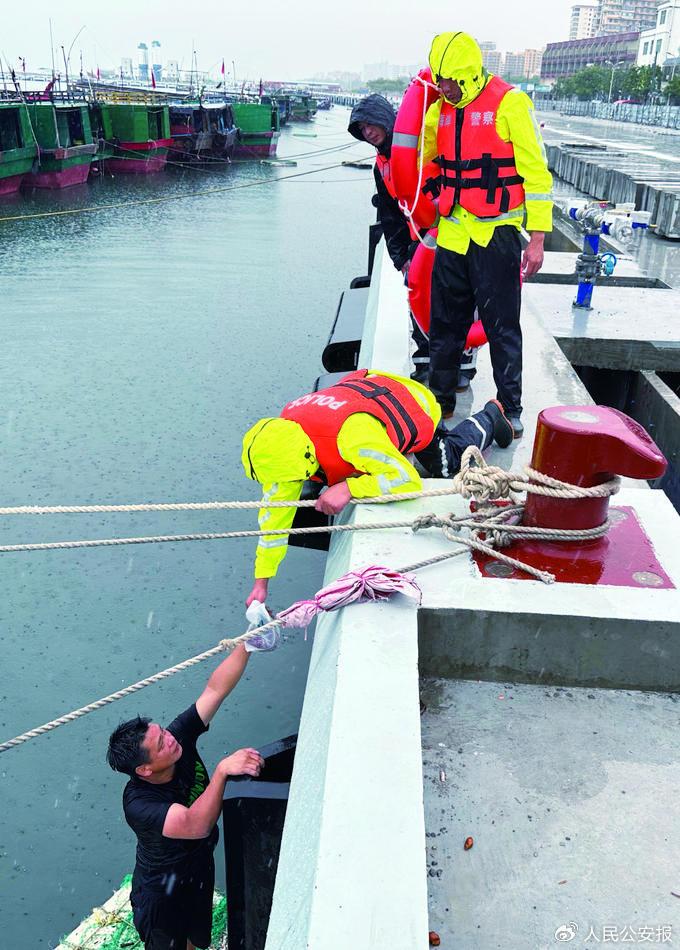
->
[348, 94, 429, 380]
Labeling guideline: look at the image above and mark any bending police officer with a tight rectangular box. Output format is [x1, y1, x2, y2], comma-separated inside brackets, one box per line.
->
[242, 369, 513, 607]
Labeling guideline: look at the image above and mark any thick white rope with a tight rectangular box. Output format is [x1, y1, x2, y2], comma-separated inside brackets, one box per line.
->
[0, 448, 620, 516]
[0, 448, 620, 554]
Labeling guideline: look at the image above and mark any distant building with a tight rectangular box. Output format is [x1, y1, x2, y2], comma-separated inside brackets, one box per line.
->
[524, 48, 545, 77]
[363, 61, 397, 81]
[637, 0, 680, 63]
[541, 30, 640, 77]
[165, 59, 180, 80]
[570, 4, 599, 39]
[120, 57, 133, 77]
[479, 40, 497, 52]
[504, 51, 528, 78]
[137, 42, 148, 82]
[596, 0, 661, 34]
[484, 49, 504, 73]
[151, 39, 162, 83]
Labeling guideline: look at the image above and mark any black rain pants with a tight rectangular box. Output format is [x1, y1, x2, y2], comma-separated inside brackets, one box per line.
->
[428, 226, 522, 416]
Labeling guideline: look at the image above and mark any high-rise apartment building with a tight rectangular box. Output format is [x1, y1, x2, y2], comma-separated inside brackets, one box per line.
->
[524, 48, 545, 76]
[484, 49, 504, 73]
[504, 51, 528, 77]
[596, 0, 661, 34]
[570, 4, 599, 39]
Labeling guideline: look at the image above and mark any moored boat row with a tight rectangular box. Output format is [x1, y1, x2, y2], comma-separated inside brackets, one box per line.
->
[0, 88, 290, 194]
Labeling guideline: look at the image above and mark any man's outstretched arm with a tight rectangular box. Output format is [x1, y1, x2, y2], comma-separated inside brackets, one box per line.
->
[196, 644, 249, 725]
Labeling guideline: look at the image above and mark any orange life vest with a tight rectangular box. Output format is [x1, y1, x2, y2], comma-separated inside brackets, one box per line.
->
[431, 76, 525, 219]
[280, 369, 435, 485]
[375, 153, 420, 240]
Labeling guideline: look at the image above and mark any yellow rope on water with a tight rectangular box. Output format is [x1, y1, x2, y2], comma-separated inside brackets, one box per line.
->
[0, 158, 370, 224]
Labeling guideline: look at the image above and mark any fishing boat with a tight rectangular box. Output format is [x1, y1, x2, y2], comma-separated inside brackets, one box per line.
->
[89, 101, 172, 174]
[288, 94, 317, 122]
[230, 99, 280, 158]
[23, 99, 96, 189]
[169, 101, 238, 161]
[0, 100, 38, 195]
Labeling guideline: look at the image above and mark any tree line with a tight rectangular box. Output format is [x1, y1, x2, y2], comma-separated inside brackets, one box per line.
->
[552, 64, 680, 103]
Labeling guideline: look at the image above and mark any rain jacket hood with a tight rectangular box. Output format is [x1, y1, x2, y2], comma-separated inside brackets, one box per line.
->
[348, 94, 396, 155]
[241, 417, 318, 484]
[429, 32, 487, 108]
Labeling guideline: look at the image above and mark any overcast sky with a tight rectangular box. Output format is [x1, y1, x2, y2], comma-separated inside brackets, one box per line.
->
[4, 0, 577, 80]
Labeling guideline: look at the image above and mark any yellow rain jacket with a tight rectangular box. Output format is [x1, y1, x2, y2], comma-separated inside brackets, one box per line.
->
[424, 32, 553, 254]
[243, 372, 440, 579]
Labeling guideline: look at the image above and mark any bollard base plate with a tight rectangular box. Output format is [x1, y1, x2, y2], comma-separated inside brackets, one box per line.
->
[473, 506, 674, 587]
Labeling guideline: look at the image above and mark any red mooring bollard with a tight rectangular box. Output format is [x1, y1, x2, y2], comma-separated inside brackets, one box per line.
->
[523, 406, 667, 531]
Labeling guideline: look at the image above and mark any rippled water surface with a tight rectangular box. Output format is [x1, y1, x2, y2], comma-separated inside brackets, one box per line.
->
[0, 107, 374, 947]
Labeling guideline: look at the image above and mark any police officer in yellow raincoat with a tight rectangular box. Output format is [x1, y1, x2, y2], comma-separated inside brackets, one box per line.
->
[241, 369, 514, 607]
[422, 32, 553, 437]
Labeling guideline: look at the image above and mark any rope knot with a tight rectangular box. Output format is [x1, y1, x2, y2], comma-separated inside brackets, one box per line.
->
[453, 447, 520, 502]
[412, 512, 444, 533]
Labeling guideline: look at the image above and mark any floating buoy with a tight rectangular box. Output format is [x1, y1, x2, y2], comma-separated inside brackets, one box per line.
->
[260, 159, 298, 167]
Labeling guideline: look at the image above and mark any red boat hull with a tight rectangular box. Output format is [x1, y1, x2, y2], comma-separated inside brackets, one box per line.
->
[24, 163, 92, 190]
[0, 173, 25, 196]
[105, 138, 172, 174]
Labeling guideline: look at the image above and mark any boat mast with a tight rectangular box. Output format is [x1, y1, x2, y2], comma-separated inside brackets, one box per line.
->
[49, 18, 56, 81]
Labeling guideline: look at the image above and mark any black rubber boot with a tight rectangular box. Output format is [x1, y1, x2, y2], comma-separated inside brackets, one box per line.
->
[484, 399, 514, 449]
[507, 415, 524, 439]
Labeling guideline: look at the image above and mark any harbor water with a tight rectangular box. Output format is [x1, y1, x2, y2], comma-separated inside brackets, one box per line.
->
[0, 106, 374, 948]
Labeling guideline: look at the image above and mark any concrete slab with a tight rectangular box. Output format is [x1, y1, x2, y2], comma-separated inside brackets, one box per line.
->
[420, 677, 680, 950]
[525, 283, 680, 372]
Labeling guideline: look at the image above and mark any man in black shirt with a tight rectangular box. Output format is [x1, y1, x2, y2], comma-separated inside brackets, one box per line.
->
[107, 639, 269, 949]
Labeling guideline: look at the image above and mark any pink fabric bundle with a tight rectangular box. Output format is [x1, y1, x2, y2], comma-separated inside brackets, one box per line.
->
[276, 565, 422, 630]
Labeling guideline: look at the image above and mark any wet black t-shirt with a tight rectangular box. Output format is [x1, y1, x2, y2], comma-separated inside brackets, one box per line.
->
[123, 704, 219, 888]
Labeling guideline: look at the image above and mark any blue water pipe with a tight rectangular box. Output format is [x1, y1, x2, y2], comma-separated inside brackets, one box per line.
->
[574, 231, 601, 309]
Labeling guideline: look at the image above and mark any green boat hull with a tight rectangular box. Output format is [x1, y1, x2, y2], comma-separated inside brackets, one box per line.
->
[232, 101, 280, 157]
[0, 102, 38, 194]
[24, 102, 95, 188]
